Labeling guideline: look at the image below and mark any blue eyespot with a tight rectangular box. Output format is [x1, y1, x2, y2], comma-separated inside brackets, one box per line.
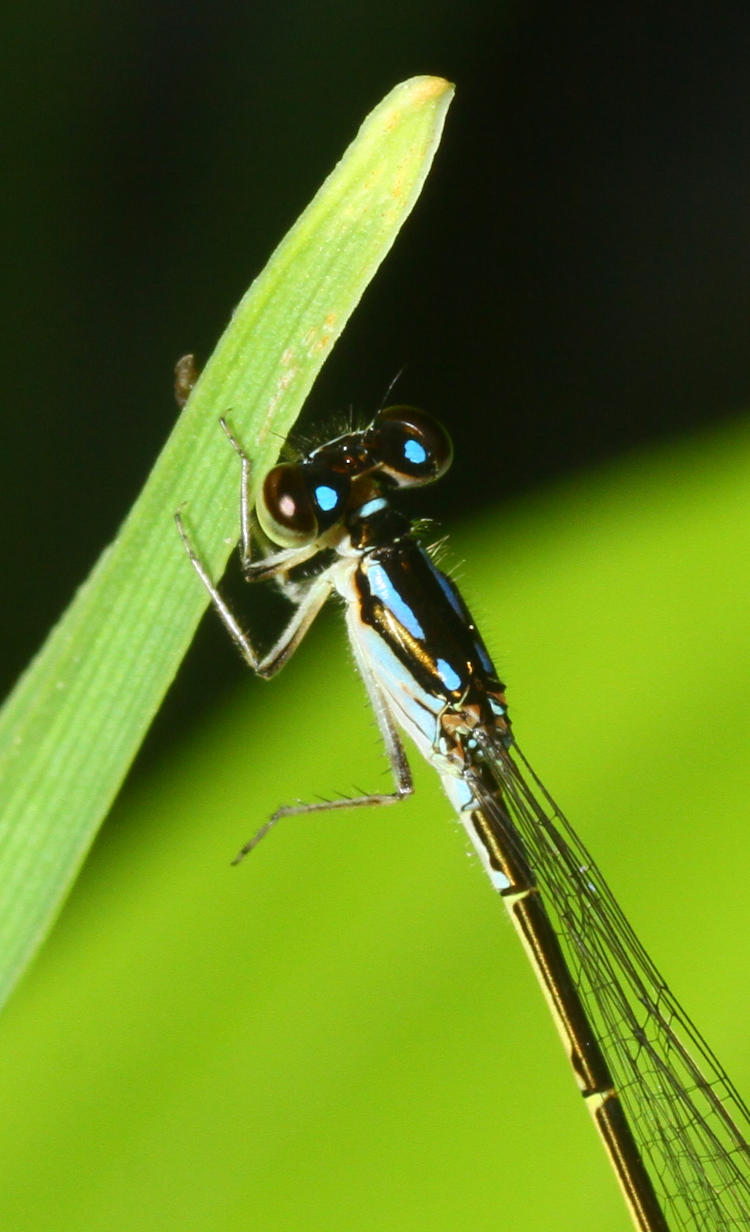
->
[366, 561, 425, 639]
[314, 484, 340, 513]
[403, 438, 427, 466]
[369, 406, 453, 488]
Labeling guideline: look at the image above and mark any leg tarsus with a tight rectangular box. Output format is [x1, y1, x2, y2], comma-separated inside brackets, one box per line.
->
[218, 416, 255, 568]
[231, 664, 414, 864]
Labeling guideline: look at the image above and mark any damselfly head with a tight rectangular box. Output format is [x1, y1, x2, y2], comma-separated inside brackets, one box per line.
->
[256, 406, 453, 548]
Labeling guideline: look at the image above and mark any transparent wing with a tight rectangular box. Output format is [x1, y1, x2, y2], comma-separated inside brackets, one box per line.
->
[480, 739, 750, 1231]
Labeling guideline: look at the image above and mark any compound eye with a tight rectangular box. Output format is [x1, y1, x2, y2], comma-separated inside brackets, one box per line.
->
[256, 463, 317, 546]
[256, 463, 349, 547]
[370, 405, 453, 487]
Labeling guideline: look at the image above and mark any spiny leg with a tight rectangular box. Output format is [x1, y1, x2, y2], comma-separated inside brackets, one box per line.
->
[232, 643, 414, 864]
[175, 511, 331, 678]
[217, 416, 255, 569]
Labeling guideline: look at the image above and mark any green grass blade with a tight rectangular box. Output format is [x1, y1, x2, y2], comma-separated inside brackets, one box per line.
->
[0, 75, 454, 1010]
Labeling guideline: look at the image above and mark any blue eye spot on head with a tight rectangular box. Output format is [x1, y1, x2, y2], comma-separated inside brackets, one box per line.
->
[404, 438, 427, 466]
[314, 484, 340, 513]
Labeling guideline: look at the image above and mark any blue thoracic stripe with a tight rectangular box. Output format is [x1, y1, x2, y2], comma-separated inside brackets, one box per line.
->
[426, 552, 495, 676]
[430, 555, 468, 621]
[436, 658, 462, 692]
[349, 615, 443, 757]
[366, 559, 426, 639]
[357, 542, 506, 712]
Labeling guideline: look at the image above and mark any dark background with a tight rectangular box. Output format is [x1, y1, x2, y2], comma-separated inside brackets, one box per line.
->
[4, 2, 750, 752]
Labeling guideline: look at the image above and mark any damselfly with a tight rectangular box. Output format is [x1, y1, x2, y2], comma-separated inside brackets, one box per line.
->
[177, 405, 750, 1231]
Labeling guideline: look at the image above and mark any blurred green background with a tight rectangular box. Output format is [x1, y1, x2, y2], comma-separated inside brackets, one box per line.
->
[3, 3, 750, 1231]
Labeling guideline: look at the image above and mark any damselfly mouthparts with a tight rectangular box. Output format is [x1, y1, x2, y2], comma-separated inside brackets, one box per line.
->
[177, 405, 750, 1231]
